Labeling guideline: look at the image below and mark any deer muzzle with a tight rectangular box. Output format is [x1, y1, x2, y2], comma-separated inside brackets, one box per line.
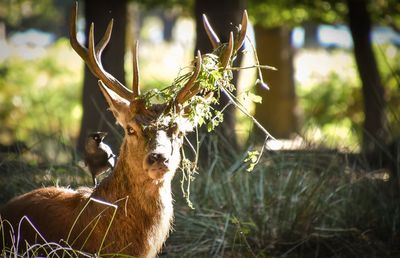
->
[144, 130, 178, 180]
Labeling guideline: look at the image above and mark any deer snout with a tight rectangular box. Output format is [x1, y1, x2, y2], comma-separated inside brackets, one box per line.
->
[144, 152, 171, 180]
[146, 153, 168, 166]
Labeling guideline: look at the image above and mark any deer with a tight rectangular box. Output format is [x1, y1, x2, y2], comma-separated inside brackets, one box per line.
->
[0, 3, 247, 257]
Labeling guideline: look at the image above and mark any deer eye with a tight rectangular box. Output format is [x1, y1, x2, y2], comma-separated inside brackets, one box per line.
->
[168, 123, 179, 136]
[127, 126, 136, 136]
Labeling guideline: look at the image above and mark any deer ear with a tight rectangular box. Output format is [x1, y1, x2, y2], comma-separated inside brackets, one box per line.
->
[98, 80, 130, 124]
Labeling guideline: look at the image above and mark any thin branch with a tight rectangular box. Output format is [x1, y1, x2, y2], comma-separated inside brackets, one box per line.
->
[227, 64, 277, 71]
[221, 86, 275, 140]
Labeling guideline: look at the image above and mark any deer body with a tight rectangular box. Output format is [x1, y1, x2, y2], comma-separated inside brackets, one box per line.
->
[0, 4, 247, 257]
[1, 117, 180, 257]
[1, 128, 178, 257]
[1, 103, 185, 256]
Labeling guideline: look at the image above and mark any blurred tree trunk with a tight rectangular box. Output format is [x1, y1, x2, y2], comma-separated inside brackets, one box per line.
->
[347, 0, 386, 153]
[253, 26, 298, 139]
[161, 11, 177, 42]
[76, 0, 127, 154]
[194, 0, 246, 151]
[303, 22, 319, 48]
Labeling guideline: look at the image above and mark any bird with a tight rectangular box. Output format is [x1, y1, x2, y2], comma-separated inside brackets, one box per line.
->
[84, 131, 116, 186]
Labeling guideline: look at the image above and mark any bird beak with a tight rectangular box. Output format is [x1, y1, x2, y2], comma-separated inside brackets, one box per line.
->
[99, 132, 108, 140]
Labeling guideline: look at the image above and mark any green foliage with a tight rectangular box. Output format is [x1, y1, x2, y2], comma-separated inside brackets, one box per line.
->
[299, 72, 362, 147]
[0, 0, 63, 31]
[134, 0, 192, 10]
[296, 46, 400, 148]
[249, 1, 310, 28]
[244, 150, 260, 172]
[368, 0, 400, 29]
[0, 39, 82, 145]
[374, 44, 400, 138]
[249, 0, 399, 28]
[140, 52, 235, 133]
[249, 0, 347, 28]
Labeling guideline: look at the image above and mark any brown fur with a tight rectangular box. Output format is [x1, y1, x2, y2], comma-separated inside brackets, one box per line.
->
[1, 7, 188, 256]
[1, 101, 186, 257]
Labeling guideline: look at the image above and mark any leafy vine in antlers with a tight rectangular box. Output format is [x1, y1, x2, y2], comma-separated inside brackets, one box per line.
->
[139, 14, 276, 207]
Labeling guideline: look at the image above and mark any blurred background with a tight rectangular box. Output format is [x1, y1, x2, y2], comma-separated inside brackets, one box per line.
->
[0, 0, 399, 155]
[0, 0, 399, 256]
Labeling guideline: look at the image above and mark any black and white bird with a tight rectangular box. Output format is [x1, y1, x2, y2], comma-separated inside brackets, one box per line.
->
[84, 132, 115, 186]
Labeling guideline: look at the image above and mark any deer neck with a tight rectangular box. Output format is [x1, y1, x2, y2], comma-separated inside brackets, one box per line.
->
[91, 141, 173, 213]
[83, 141, 174, 256]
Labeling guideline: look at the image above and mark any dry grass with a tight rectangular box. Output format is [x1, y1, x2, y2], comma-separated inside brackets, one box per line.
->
[1, 135, 400, 257]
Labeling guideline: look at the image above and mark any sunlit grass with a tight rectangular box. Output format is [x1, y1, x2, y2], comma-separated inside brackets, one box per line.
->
[0, 199, 135, 257]
[1, 137, 399, 257]
[164, 140, 400, 257]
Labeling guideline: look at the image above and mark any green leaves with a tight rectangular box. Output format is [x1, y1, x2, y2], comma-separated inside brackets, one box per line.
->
[244, 150, 261, 172]
[244, 91, 263, 104]
[207, 111, 224, 132]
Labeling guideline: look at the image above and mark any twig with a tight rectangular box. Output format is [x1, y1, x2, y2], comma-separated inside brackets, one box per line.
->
[228, 64, 277, 71]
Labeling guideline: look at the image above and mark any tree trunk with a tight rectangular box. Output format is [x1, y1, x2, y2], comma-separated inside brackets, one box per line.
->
[303, 22, 319, 48]
[253, 25, 298, 139]
[161, 11, 177, 42]
[347, 0, 386, 153]
[194, 0, 246, 150]
[76, 0, 127, 154]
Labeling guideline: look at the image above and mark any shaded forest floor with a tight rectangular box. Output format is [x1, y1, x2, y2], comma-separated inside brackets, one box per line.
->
[0, 136, 399, 257]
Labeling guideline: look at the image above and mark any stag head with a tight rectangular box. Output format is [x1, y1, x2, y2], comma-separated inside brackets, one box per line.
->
[70, 3, 247, 182]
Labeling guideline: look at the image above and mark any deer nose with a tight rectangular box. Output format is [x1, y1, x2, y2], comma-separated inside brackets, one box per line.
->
[146, 153, 168, 166]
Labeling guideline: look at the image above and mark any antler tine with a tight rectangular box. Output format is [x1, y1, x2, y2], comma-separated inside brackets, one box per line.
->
[175, 51, 202, 105]
[131, 40, 140, 99]
[233, 10, 248, 53]
[87, 23, 133, 100]
[95, 19, 113, 62]
[69, 2, 132, 100]
[69, 3, 95, 74]
[220, 32, 234, 69]
[97, 80, 115, 108]
[202, 14, 220, 49]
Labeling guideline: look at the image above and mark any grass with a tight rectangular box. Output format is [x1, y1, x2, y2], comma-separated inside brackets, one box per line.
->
[162, 137, 400, 257]
[0, 216, 93, 258]
[0, 132, 90, 205]
[1, 134, 400, 257]
[0, 213, 135, 258]
[0, 160, 134, 257]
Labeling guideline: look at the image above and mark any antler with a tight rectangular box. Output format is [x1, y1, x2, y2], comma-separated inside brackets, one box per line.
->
[202, 14, 220, 49]
[220, 32, 234, 69]
[175, 51, 202, 107]
[174, 11, 248, 109]
[69, 3, 139, 100]
[132, 41, 140, 99]
[202, 10, 248, 68]
[234, 10, 248, 52]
